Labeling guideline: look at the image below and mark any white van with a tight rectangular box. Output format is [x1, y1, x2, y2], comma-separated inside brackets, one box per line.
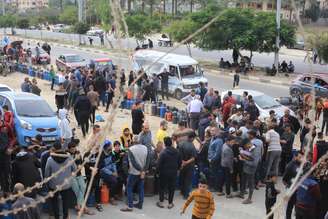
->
[133, 50, 208, 99]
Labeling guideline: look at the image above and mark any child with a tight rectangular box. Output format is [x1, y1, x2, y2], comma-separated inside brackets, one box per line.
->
[265, 175, 280, 219]
[181, 177, 215, 219]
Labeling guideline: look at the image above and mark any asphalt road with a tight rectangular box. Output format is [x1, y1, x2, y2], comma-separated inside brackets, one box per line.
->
[38, 42, 290, 98]
[6, 28, 327, 75]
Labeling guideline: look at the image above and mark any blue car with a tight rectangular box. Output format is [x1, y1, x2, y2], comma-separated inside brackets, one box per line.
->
[0, 92, 60, 146]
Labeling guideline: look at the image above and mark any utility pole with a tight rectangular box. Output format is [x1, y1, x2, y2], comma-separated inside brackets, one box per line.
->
[2, 0, 5, 16]
[274, 0, 281, 73]
[78, 0, 84, 45]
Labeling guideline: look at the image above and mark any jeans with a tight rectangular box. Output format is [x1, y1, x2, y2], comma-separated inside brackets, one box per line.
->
[161, 86, 169, 100]
[265, 200, 275, 219]
[295, 206, 316, 219]
[265, 150, 281, 178]
[51, 188, 71, 219]
[79, 112, 90, 137]
[106, 93, 113, 111]
[322, 118, 328, 135]
[101, 174, 118, 197]
[71, 176, 86, 206]
[51, 78, 55, 90]
[180, 167, 193, 198]
[62, 138, 71, 150]
[255, 160, 265, 185]
[189, 113, 200, 130]
[233, 80, 239, 88]
[232, 161, 242, 192]
[127, 174, 144, 208]
[89, 106, 96, 125]
[279, 152, 293, 175]
[99, 91, 106, 107]
[159, 173, 176, 204]
[209, 162, 224, 192]
[223, 167, 232, 195]
[240, 172, 255, 200]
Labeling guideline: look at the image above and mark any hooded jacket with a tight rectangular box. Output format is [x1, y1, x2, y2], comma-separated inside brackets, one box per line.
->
[12, 152, 41, 189]
[100, 152, 117, 178]
[12, 196, 41, 219]
[58, 109, 72, 139]
[157, 146, 181, 176]
[45, 152, 76, 190]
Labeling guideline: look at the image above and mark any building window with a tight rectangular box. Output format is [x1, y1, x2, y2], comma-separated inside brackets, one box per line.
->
[268, 3, 272, 9]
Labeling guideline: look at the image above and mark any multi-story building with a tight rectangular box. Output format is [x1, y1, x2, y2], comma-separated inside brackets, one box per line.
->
[15, 0, 49, 11]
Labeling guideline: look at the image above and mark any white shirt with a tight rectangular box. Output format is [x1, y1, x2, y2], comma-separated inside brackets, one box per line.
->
[187, 99, 203, 113]
[229, 114, 243, 123]
[58, 74, 65, 84]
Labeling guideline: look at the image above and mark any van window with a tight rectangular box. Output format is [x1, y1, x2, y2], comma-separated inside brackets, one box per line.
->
[169, 66, 179, 77]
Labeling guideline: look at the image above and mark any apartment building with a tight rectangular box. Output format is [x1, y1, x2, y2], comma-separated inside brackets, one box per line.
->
[14, 0, 49, 11]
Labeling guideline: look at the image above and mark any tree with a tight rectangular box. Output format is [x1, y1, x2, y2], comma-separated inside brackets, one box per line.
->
[165, 19, 199, 56]
[0, 15, 16, 28]
[305, 2, 320, 22]
[309, 32, 328, 63]
[125, 14, 161, 45]
[59, 6, 78, 24]
[16, 18, 30, 29]
[74, 22, 90, 34]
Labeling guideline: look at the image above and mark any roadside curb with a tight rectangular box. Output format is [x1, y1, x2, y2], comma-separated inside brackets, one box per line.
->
[11, 36, 292, 86]
[207, 69, 292, 86]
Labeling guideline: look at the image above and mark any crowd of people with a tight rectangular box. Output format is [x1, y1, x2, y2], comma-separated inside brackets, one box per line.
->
[0, 58, 328, 219]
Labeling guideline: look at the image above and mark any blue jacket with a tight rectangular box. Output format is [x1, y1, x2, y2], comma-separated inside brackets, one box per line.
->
[208, 137, 223, 163]
[100, 154, 117, 177]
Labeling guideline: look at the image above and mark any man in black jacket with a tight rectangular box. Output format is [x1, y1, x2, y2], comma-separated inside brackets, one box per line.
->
[279, 109, 301, 135]
[282, 151, 303, 219]
[74, 90, 92, 137]
[245, 100, 259, 121]
[156, 137, 181, 208]
[158, 68, 170, 100]
[0, 124, 11, 193]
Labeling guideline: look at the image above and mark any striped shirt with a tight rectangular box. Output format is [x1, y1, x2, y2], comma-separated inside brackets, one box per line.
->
[182, 189, 215, 219]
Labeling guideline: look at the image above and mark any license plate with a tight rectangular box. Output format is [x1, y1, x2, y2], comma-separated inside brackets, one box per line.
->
[42, 136, 56, 141]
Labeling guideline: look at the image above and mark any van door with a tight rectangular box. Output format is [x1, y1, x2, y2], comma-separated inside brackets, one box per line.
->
[168, 65, 181, 94]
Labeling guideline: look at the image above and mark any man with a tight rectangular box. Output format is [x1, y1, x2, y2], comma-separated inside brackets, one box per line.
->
[221, 136, 235, 198]
[295, 163, 321, 219]
[239, 120, 253, 139]
[281, 60, 288, 72]
[58, 108, 72, 150]
[207, 126, 224, 194]
[229, 108, 243, 124]
[21, 77, 31, 92]
[158, 68, 170, 100]
[55, 83, 68, 111]
[265, 122, 282, 179]
[322, 100, 328, 136]
[248, 129, 264, 189]
[30, 78, 41, 96]
[156, 120, 169, 146]
[87, 85, 99, 125]
[131, 101, 144, 135]
[279, 125, 295, 175]
[283, 151, 303, 219]
[151, 73, 159, 102]
[212, 90, 222, 109]
[178, 132, 197, 199]
[121, 137, 150, 212]
[245, 100, 259, 121]
[203, 88, 215, 109]
[196, 82, 208, 101]
[12, 183, 41, 219]
[138, 122, 154, 150]
[0, 122, 11, 193]
[279, 109, 300, 135]
[233, 72, 240, 88]
[313, 132, 328, 163]
[241, 91, 249, 110]
[181, 89, 196, 105]
[187, 95, 203, 130]
[74, 90, 92, 137]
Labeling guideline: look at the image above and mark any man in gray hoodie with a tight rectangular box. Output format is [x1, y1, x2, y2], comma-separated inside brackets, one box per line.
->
[221, 136, 235, 198]
[45, 142, 76, 219]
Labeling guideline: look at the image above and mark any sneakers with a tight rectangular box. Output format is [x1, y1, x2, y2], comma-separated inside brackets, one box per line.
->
[226, 194, 234, 199]
[156, 202, 164, 208]
[120, 207, 133, 212]
[242, 199, 252, 204]
[217, 192, 225, 196]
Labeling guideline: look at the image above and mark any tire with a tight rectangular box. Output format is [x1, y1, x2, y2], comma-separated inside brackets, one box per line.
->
[158, 42, 162, 47]
[164, 42, 168, 47]
[175, 89, 183, 100]
[290, 88, 302, 97]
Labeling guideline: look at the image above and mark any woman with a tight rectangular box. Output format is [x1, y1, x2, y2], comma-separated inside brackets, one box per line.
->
[131, 101, 144, 135]
[315, 97, 323, 121]
[120, 127, 133, 148]
[156, 137, 181, 209]
[105, 83, 115, 112]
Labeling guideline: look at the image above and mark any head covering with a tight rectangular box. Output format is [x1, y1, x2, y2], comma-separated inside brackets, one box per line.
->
[229, 127, 236, 134]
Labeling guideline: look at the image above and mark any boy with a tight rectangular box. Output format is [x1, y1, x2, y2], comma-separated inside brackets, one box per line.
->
[265, 175, 280, 219]
[181, 177, 215, 219]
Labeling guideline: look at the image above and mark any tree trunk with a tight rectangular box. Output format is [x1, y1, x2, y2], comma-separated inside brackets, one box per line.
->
[289, 9, 293, 23]
[172, 0, 174, 15]
[142, 0, 145, 13]
[190, 0, 192, 12]
[250, 50, 253, 63]
[60, 0, 63, 12]
[128, 0, 131, 13]
[150, 0, 153, 16]
[163, 0, 166, 14]
[186, 44, 192, 57]
[175, 0, 177, 15]
[105, 35, 114, 49]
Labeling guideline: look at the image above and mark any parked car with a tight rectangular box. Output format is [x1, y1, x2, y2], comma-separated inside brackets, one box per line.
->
[89, 58, 115, 72]
[222, 89, 294, 121]
[0, 92, 60, 146]
[287, 37, 305, 50]
[0, 84, 13, 92]
[52, 24, 69, 33]
[289, 73, 328, 98]
[56, 54, 88, 71]
[87, 27, 104, 36]
[31, 48, 51, 64]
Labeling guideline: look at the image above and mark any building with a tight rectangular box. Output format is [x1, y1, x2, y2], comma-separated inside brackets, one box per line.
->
[15, 0, 49, 11]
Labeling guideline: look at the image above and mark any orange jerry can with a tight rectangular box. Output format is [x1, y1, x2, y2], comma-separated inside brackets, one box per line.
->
[165, 111, 173, 122]
[127, 90, 133, 100]
[100, 184, 110, 204]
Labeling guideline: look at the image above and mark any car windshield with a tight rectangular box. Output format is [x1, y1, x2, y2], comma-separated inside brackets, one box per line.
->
[66, 55, 83, 63]
[96, 61, 112, 66]
[0, 87, 10, 92]
[179, 65, 202, 78]
[253, 94, 281, 109]
[15, 99, 55, 117]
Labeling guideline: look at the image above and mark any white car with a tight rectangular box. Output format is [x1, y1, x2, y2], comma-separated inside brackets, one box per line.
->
[221, 89, 294, 121]
[0, 84, 13, 92]
[52, 24, 70, 33]
[87, 27, 104, 36]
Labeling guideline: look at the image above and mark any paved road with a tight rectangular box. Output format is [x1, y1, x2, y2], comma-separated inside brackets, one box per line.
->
[39, 42, 289, 97]
[5, 28, 327, 75]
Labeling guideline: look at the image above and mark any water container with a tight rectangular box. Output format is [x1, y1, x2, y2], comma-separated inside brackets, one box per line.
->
[144, 174, 155, 197]
[159, 106, 166, 118]
[100, 184, 110, 204]
[172, 112, 178, 124]
[165, 111, 173, 122]
[151, 104, 157, 116]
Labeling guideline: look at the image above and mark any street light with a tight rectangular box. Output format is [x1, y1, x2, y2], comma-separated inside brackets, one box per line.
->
[274, 0, 281, 73]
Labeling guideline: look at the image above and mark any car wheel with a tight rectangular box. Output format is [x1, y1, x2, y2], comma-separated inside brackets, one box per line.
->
[158, 42, 162, 47]
[175, 89, 183, 100]
[290, 88, 302, 97]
